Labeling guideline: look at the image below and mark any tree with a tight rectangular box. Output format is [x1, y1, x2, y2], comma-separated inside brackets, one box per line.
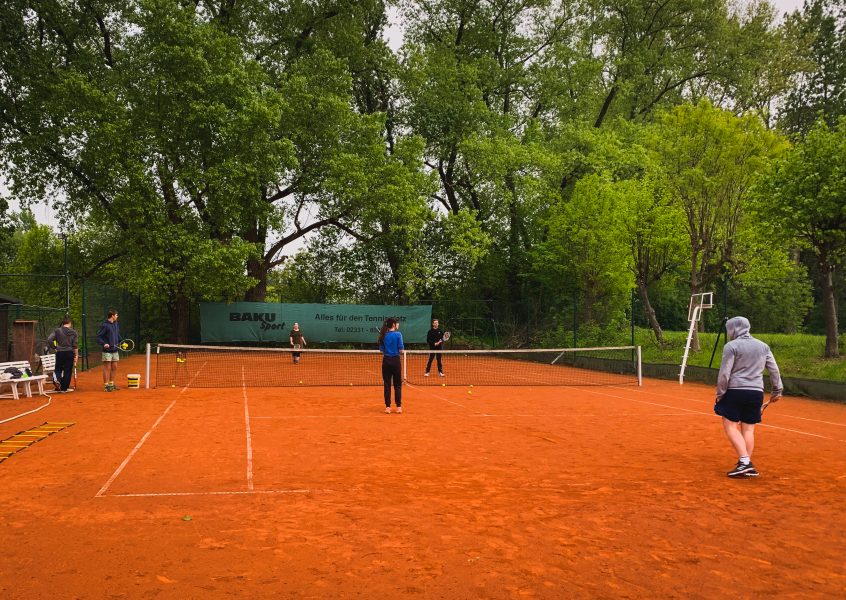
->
[650, 100, 787, 347]
[401, 0, 576, 303]
[0, 1, 430, 340]
[534, 173, 632, 328]
[781, 0, 846, 135]
[755, 118, 846, 357]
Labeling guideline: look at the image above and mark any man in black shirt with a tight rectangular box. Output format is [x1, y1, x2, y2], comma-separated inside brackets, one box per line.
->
[425, 319, 445, 377]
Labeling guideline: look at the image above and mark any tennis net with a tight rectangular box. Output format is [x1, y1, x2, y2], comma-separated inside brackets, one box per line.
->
[152, 344, 641, 388]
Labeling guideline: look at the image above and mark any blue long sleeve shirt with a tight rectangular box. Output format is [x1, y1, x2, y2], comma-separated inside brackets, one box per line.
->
[379, 331, 404, 357]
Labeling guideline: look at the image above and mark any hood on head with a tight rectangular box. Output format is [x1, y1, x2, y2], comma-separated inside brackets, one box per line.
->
[726, 316, 751, 340]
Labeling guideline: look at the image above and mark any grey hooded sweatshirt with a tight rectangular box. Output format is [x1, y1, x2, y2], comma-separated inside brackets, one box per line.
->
[716, 316, 782, 400]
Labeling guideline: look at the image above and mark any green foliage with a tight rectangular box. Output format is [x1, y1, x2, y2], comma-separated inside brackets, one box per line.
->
[651, 100, 789, 291]
[534, 173, 632, 323]
[755, 118, 846, 262]
[637, 328, 846, 382]
[0, 0, 838, 356]
[781, 0, 846, 134]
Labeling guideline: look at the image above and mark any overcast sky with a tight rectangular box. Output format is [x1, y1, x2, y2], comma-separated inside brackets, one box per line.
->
[1, 0, 811, 230]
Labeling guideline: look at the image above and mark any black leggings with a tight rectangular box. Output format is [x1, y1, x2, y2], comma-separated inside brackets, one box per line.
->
[382, 356, 402, 407]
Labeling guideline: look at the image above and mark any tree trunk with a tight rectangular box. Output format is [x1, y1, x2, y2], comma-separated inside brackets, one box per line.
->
[244, 218, 268, 302]
[821, 264, 840, 358]
[636, 279, 665, 345]
[168, 293, 190, 344]
[244, 255, 268, 302]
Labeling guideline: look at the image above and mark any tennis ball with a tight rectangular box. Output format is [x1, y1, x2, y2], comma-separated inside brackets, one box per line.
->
[441, 383, 446, 387]
[299, 380, 303, 384]
[182, 515, 192, 521]
[171, 384, 175, 388]
[469, 385, 474, 388]
[467, 390, 472, 394]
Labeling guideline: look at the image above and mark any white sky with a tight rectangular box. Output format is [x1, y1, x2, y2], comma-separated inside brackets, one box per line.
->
[0, 0, 810, 231]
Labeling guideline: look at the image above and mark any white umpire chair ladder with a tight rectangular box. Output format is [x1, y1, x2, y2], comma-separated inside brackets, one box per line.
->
[679, 292, 714, 384]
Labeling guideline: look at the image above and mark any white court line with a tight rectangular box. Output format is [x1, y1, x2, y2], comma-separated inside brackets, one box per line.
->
[242, 366, 254, 491]
[108, 489, 317, 498]
[406, 382, 471, 409]
[96, 398, 178, 497]
[619, 385, 846, 428]
[96, 364, 205, 498]
[579, 387, 840, 442]
[250, 412, 701, 419]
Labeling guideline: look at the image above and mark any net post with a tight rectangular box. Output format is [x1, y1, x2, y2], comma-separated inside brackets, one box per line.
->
[145, 343, 151, 389]
[402, 351, 407, 382]
[636, 346, 642, 386]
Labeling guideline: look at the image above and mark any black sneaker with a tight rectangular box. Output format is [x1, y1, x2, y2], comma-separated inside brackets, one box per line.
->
[727, 461, 756, 477]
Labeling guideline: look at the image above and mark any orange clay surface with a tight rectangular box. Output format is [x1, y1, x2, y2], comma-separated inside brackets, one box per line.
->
[1, 354, 844, 599]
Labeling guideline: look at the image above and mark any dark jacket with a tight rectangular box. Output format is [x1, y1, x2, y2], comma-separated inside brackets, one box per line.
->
[96, 320, 121, 351]
[426, 328, 443, 350]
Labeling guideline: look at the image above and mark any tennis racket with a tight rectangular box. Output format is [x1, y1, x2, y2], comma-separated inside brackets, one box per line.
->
[118, 339, 135, 352]
[761, 394, 781, 414]
[442, 331, 451, 342]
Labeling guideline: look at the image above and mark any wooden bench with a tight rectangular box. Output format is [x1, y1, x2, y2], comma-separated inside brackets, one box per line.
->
[0, 361, 49, 400]
[38, 354, 60, 390]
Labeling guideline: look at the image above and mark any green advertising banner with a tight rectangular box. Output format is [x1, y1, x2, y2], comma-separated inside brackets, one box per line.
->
[200, 302, 432, 344]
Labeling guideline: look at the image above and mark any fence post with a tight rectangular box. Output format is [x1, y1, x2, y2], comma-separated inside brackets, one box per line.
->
[572, 288, 577, 348]
[81, 279, 88, 371]
[631, 288, 636, 362]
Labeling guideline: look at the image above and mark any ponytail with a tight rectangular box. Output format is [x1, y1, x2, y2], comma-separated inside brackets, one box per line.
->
[378, 317, 398, 344]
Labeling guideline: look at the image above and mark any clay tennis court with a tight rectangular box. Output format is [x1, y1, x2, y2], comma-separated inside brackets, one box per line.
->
[1, 353, 844, 599]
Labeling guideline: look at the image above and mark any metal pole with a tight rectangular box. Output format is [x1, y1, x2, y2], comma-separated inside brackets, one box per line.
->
[145, 343, 151, 389]
[631, 288, 636, 362]
[60, 233, 69, 313]
[572, 288, 577, 348]
[81, 279, 88, 371]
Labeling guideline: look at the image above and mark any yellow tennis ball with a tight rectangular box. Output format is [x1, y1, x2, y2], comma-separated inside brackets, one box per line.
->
[171, 384, 175, 388]
[299, 380, 303, 384]
[467, 390, 472, 394]
[441, 383, 446, 387]
[469, 385, 474, 388]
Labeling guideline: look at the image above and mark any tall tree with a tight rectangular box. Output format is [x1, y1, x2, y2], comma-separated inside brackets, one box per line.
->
[401, 0, 575, 303]
[651, 100, 787, 346]
[781, 0, 846, 135]
[755, 118, 846, 357]
[0, 1, 429, 339]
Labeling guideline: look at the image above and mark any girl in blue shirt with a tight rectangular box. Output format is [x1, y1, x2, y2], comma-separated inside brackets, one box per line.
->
[378, 317, 404, 413]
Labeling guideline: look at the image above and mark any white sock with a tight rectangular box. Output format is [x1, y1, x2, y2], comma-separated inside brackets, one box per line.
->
[739, 455, 750, 465]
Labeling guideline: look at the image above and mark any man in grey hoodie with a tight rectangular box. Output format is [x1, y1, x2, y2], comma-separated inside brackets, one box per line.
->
[715, 316, 783, 478]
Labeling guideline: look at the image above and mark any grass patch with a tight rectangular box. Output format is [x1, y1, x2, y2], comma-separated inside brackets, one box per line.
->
[637, 328, 846, 382]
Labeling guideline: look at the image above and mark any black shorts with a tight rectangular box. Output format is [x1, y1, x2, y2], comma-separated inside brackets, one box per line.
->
[714, 389, 764, 424]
